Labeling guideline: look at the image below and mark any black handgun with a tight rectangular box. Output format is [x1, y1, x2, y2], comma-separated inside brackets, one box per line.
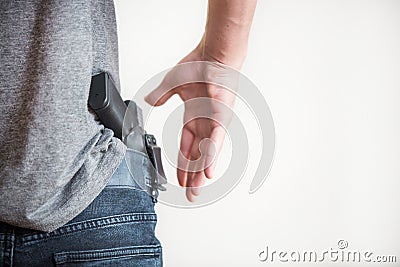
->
[88, 72, 166, 191]
[88, 72, 132, 140]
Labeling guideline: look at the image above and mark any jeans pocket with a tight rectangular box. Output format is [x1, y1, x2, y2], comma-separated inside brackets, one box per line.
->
[53, 245, 162, 267]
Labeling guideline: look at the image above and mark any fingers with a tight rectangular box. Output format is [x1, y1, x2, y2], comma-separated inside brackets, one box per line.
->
[177, 127, 194, 187]
[204, 126, 226, 179]
[186, 172, 206, 202]
[178, 125, 227, 202]
[185, 137, 207, 202]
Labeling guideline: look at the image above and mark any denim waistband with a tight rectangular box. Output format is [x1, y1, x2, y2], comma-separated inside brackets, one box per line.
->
[106, 148, 156, 198]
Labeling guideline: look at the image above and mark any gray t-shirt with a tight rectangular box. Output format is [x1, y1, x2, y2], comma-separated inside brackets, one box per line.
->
[0, 0, 126, 232]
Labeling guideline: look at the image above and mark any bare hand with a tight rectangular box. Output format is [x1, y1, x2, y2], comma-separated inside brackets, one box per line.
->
[144, 44, 239, 201]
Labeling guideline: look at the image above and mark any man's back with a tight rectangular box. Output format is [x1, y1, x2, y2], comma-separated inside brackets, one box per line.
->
[0, 0, 126, 232]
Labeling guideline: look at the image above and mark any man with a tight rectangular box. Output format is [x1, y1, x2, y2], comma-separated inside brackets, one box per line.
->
[0, 0, 256, 265]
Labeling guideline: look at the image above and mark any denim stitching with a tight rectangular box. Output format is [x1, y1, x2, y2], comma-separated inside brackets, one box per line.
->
[104, 185, 147, 193]
[53, 245, 162, 264]
[21, 213, 157, 244]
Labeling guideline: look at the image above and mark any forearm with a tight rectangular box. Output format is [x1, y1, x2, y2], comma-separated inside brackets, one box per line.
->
[201, 0, 257, 68]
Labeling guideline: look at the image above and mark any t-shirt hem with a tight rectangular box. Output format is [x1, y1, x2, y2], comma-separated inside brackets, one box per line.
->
[35, 137, 127, 232]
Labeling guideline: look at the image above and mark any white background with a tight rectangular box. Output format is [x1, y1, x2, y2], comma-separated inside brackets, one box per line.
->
[114, 1, 400, 266]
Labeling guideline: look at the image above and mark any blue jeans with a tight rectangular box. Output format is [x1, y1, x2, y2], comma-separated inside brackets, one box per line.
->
[0, 150, 163, 266]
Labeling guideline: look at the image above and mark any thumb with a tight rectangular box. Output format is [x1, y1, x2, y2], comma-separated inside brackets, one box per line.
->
[144, 83, 175, 106]
[144, 65, 184, 106]
[145, 61, 201, 106]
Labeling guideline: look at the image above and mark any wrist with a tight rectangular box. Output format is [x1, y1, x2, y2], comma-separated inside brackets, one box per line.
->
[196, 33, 248, 70]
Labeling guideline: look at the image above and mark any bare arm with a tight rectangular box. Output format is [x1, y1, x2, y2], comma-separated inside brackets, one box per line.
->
[145, 0, 257, 201]
[202, 0, 257, 68]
